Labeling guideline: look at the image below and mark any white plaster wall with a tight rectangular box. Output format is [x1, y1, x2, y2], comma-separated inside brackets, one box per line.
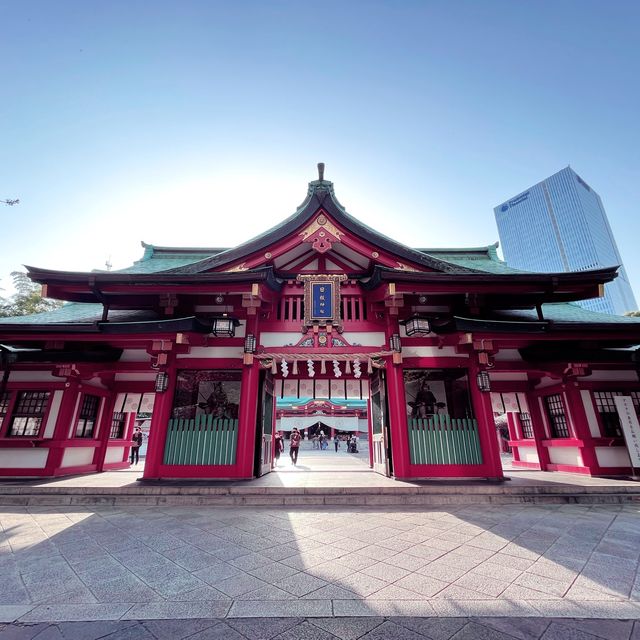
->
[537, 397, 551, 438]
[8, 371, 58, 382]
[42, 390, 63, 438]
[595, 447, 631, 468]
[581, 390, 601, 438]
[176, 346, 242, 359]
[535, 377, 560, 390]
[401, 346, 464, 358]
[84, 377, 106, 389]
[587, 370, 637, 382]
[490, 373, 529, 381]
[516, 393, 529, 412]
[120, 350, 152, 362]
[0, 449, 49, 469]
[548, 447, 582, 466]
[61, 447, 95, 468]
[342, 332, 387, 347]
[66, 396, 82, 439]
[94, 399, 105, 438]
[518, 446, 539, 463]
[104, 447, 126, 464]
[358, 418, 368, 434]
[114, 373, 155, 381]
[260, 333, 308, 348]
[494, 349, 523, 362]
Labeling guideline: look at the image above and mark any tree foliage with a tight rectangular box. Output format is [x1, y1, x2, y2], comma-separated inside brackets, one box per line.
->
[0, 271, 64, 318]
[624, 310, 640, 317]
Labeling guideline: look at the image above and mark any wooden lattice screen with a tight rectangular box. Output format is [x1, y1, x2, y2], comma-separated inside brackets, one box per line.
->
[408, 416, 482, 465]
[163, 417, 238, 465]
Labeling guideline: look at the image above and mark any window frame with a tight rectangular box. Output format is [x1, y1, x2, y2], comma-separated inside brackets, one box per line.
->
[5, 390, 52, 438]
[74, 394, 101, 439]
[543, 393, 571, 439]
[592, 390, 640, 438]
[109, 411, 127, 439]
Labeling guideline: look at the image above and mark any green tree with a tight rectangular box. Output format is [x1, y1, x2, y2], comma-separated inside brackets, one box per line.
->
[624, 311, 640, 317]
[0, 271, 63, 318]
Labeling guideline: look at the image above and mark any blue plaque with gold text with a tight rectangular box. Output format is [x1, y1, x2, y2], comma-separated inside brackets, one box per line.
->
[311, 282, 333, 320]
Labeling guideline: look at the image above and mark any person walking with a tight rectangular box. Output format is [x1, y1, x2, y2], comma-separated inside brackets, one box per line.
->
[130, 427, 143, 465]
[290, 427, 301, 466]
[274, 431, 284, 467]
[334, 434, 340, 452]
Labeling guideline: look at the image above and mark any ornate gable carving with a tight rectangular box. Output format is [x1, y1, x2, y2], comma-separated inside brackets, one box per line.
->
[299, 212, 343, 254]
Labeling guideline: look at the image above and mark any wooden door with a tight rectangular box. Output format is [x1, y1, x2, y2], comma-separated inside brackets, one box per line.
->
[257, 372, 274, 476]
[370, 370, 390, 476]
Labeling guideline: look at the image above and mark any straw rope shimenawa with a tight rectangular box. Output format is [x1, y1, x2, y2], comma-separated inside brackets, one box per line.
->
[254, 351, 393, 375]
[254, 351, 392, 362]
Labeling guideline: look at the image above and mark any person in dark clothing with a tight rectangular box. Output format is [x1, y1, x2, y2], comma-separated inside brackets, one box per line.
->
[130, 427, 143, 465]
[290, 427, 301, 465]
[334, 434, 340, 452]
[274, 432, 284, 467]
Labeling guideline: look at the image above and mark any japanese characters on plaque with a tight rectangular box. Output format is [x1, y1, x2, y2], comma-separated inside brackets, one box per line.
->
[311, 282, 333, 320]
[298, 274, 347, 328]
[613, 395, 640, 469]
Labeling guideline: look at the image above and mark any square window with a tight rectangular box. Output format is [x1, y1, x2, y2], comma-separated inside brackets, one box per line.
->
[8, 391, 50, 437]
[544, 394, 570, 438]
[75, 395, 100, 438]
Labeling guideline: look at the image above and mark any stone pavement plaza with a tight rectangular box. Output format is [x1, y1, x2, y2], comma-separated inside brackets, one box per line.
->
[2, 502, 640, 638]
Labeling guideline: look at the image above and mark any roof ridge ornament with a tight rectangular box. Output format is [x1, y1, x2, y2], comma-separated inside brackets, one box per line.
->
[307, 162, 335, 199]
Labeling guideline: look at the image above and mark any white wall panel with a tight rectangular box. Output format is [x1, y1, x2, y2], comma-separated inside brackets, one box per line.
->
[43, 390, 63, 438]
[0, 449, 49, 469]
[61, 447, 95, 468]
[595, 447, 631, 468]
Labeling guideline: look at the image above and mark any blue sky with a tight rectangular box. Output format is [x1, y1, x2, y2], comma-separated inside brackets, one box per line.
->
[2, 1, 639, 306]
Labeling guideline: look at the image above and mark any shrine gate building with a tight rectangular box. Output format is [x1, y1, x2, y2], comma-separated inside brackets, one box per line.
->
[1, 167, 640, 481]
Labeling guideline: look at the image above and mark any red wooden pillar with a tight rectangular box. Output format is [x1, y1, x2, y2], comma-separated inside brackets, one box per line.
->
[525, 389, 551, 471]
[236, 361, 260, 477]
[45, 380, 80, 475]
[384, 315, 411, 478]
[468, 360, 504, 479]
[386, 360, 411, 478]
[236, 314, 261, 478]
[367, 398, 374, 468]
[564, 381, 599, 473]
[142, 361, 176, 480]
[95, 393, 116, 472]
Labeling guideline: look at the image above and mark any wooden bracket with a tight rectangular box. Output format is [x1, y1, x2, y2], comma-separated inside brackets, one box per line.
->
[149, 340, 173, 353]
[159, 294, 178, 315]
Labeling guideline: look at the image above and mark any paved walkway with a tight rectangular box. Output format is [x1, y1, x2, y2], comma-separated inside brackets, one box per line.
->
[3, 451, 640, 637]
[2, 503, 640, 626]
[3, 615, 639, 639]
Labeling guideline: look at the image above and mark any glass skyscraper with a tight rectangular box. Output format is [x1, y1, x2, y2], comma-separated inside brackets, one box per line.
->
[494, 166, 637, 315]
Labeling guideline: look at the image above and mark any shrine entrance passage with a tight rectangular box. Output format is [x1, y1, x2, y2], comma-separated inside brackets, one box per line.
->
[254, 370, 393, 478]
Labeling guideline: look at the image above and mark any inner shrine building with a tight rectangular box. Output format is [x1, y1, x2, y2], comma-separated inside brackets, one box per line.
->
[1, 166, 640, 481]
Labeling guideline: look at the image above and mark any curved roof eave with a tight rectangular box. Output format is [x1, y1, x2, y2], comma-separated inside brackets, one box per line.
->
[24, 264, 284, 291]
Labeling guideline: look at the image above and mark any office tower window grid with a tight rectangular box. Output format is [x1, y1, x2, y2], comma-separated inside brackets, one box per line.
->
[495, 167, 637, 315]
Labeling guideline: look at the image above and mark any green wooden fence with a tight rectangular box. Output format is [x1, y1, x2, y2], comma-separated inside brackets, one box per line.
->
[408, 416, 483, 465]
[163, 417, 238, 465]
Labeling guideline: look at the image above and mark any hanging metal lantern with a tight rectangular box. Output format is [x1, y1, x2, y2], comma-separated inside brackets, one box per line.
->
[476, 371, 491, 392]
[211, 317, 238, 337]
[402, 315, 431, 336]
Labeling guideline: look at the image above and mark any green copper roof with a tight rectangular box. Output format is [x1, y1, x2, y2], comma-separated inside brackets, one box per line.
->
[111, 243, 228, 275]
[418, 243, 530, 275]
[496, 302, 640, 324]
[0, 303, 156, 325]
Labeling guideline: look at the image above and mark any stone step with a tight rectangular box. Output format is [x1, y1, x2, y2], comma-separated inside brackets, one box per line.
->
[0, 484, 639, 506]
